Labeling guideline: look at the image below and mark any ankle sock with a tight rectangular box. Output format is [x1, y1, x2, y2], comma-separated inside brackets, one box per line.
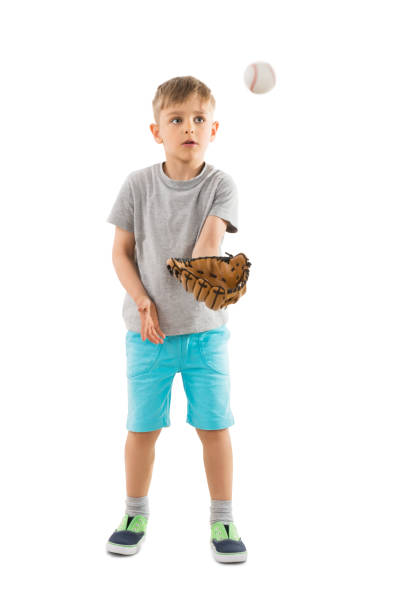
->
[210, 499, 233, 526]
[126, 496, 232, 525]
[126, 495, 149, 519]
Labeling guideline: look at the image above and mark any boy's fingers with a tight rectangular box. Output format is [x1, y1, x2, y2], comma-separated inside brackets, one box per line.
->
[145, 326, 159, 344]
[139, 313, 165, 343]
[152, 328, 164, 343]
[151, 327, 165, 343]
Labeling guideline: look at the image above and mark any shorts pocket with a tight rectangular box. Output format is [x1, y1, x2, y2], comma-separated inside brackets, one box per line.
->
[198, 326, 230, 375]
[126, 331, 164, 377]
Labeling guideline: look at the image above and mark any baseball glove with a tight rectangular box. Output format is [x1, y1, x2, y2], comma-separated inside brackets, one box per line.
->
[166, 251, 252, 311]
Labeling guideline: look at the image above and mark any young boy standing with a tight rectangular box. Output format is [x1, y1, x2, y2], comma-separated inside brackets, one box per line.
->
[105, 76, 247, 563]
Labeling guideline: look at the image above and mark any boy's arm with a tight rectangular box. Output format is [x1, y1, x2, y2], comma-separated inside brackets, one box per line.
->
[191, 215, 227, 258]
[111, 226, 148, 303]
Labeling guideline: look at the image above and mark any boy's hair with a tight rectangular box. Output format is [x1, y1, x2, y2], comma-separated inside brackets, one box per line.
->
[152, 76, 216, 125]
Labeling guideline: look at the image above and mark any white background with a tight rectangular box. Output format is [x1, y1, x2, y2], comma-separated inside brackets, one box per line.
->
[1, 0, 407, 610]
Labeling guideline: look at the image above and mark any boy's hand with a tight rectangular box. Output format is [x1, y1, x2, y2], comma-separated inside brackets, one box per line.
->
[136, 296, 166, 344]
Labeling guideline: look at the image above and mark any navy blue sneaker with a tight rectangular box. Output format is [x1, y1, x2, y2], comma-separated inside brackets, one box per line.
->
[106, 514, 148, 556]
[210, 522, 247, 563]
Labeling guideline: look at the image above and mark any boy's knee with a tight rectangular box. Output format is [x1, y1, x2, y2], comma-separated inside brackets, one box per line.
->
[127, 428, 162, 442]
[195, 427, 228, 442]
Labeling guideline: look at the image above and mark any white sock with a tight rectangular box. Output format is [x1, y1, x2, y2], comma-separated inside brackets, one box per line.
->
[125, 495, 149, 519]
[210, 499, 233, 525]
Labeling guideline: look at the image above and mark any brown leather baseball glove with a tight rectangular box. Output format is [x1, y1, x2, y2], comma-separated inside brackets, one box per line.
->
[166, 252, 252, 311]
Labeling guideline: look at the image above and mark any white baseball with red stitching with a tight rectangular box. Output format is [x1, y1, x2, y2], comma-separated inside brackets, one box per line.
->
[244, 61, 276, 94]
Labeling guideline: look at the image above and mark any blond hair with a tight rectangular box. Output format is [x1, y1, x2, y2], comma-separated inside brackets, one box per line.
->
[152, 76, 216, 124]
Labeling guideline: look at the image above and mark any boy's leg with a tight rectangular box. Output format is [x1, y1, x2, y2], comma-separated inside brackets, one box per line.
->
[125, 429, 162, 497]
[195, 427, 247, 562]
[195, 427, 233, 500]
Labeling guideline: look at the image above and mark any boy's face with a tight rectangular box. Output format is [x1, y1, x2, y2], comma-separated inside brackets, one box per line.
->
[150, 94, 219, 162]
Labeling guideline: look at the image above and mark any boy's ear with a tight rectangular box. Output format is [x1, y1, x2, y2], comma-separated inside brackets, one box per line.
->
[150, 123, 163, 143]
[210, 121, 219, 142]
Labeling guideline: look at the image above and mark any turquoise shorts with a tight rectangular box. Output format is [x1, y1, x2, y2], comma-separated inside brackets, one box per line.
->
[125, 324, 234, 432]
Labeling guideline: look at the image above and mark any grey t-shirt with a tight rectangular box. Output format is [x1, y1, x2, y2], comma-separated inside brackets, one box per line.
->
[106, 160, 239, 336]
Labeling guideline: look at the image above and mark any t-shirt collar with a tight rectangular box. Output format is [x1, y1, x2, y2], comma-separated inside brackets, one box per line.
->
[158, 160, 208, 190]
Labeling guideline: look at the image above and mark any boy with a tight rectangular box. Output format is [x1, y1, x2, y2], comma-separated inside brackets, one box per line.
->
[105, 76, 247, 563]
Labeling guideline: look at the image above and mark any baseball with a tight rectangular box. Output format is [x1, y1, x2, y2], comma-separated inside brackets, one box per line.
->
[244, 61, 276, 94]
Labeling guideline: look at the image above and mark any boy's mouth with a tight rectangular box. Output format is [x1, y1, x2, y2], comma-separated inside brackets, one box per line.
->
[182, 140, 198, 145]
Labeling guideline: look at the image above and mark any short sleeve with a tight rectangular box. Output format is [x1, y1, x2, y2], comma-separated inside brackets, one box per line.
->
[106, 175, 134, 232]
[209, 174, 238, 233]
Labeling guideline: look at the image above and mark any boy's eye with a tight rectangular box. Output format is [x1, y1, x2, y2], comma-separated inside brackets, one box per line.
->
[171, 117, 205, 124]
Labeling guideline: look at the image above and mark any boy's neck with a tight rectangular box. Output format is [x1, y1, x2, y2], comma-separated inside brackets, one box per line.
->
[162, 159, 205, 181]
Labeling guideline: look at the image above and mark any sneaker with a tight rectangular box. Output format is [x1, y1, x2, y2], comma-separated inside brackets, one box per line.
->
[106, 514, 148, 555]
[210, 521, 247, 563]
